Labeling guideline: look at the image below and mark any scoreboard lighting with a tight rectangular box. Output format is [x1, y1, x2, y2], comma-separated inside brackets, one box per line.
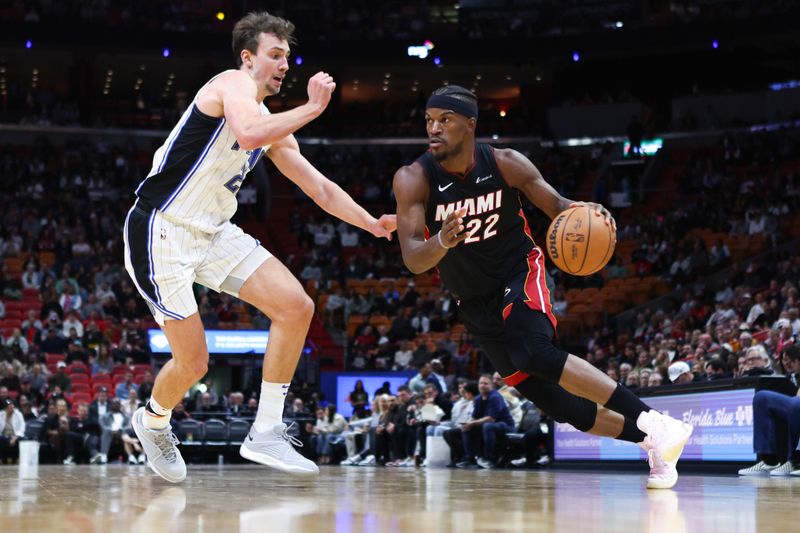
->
[623, 137, 663, 157]
[408, 40, 434, 59]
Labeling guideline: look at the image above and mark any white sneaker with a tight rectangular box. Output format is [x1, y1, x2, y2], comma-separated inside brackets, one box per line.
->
[790, 466, 800, 477]
[769, 462, 794, 476]
[738, 461, 782, 476]
[138, 453, 147, 465]
[99, 453, 108, 464]
[476, 457, 495, 469]
[131, 406, 187, 483]
[536, 454, 551, 467]
[62, 455, 75, 466]
[637, 410, 693, 464]
[90, 453, 104, 464]
[511, 457, 528, 468]
[239, 423, 319, 475]
[642, 437, 679, 490]
[357, 454, 376, 466]
[340, 455, 360, 466]
[128, 454, 138, 465]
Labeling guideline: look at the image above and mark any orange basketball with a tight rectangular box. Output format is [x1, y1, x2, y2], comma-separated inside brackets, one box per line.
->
[546, 206, 616, 276]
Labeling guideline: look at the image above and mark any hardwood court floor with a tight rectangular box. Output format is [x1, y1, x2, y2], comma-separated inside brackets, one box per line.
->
[1, 464, 799, 532]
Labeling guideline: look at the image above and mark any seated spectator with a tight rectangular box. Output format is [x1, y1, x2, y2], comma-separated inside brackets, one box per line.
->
[48, 362, 72, 392]
[89, 387, 111, 423]
[43, 399, 71, 463]
[668, 361, 694, 384]
[227, 392, 249, 417]
[743, 345, 775, 377]
[122, 429, 146, 465]
[120, 388, 141, 418]
[18, 377, 43, 408]
[62, 310, 84, 338]
[6, 328, 29, 356]
[493, 372, 522, 427]
[738, 346, 800, 476]
[40, 327, 67, 355]
[0, 363, 20, 394]
[17, 395, 38, 421]
[342, 397, 386, 466]
[194, 392, 223, 422]
[392, 340, 414, 371]
[0, 398, 25, 464]
[412, 383, 453, 463]
[443, 381, 479, 466]
[137, 372, 154, 403]
[307, 405, 347, 464]
[99, 399, 130, 464]
[92, 344, 114, 375]
[64, 403, 102, 465]
[347, 380, 369, 419]
[25, 364, 47, 396]
[458, 375, 515, 469]
[114, 372, 138, 401]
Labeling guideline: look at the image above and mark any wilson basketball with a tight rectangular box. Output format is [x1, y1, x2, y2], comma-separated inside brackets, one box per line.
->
[546, 206, 616, 276]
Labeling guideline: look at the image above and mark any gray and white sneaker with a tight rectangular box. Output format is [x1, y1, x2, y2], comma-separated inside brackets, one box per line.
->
[769, 462, 794, 476]
[131, 407, 187, 483]
[239, 423, 319, 475]
[738, 461, 781, 476]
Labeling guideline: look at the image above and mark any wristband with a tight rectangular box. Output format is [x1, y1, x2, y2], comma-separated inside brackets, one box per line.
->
[437, 230, 455, 249]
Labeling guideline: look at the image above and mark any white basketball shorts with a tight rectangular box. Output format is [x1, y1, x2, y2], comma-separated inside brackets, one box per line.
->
[123, 199, 272, 325]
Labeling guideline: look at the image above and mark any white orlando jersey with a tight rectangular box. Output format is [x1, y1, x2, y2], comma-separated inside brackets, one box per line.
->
[135, 84, 270, 232]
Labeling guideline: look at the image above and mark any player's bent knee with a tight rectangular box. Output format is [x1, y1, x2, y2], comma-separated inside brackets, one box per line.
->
[505, 305, 567, 383]
[275, 292, 314, 324]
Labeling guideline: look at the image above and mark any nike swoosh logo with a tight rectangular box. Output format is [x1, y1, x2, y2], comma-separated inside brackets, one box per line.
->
[504, 288, 511, 296]
[476, 175, 493, 184]
[438, 183, 453, 192]
[248, 433, 254, 441]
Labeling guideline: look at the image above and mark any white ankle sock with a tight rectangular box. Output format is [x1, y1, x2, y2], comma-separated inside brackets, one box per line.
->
[253, 380, 289, 432]
[143, 396, 172, 430]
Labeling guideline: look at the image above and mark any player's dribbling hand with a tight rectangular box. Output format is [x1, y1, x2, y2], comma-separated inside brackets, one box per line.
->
[438, 207, 469, 248]
[307, 71, 336, 113]
[368, 214, 397, 240]
[568, 201, 617, 233]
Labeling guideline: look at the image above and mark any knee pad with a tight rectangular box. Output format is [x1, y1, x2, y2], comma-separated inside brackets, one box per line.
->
[505, 303, 568, 382]
[514, 376, 598, 432]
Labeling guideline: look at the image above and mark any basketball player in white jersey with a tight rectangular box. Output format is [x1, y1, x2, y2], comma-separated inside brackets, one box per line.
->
[124, 11, 396, 482]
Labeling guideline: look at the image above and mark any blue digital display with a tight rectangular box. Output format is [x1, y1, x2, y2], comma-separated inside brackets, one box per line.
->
[148, 329, 268, 354]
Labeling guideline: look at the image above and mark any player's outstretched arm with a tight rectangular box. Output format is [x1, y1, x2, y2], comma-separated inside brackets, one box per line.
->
[198, 70, 334, 151]
[268, 135, 395, 240]
[494, 148, 616, 231]
[393, 164, 467, 274]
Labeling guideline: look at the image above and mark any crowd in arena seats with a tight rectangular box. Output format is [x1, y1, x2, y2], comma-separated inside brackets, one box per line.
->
[1, 117, 800, 467]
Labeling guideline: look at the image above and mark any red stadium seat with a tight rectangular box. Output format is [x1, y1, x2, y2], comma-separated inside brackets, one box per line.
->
[92, 373, 112, 384]
[67, 362, 88, 374]
[22, 288, 40, 301]
[70, 392, 92, 405]
[92, 383, 113, 396]
[71, 383, 90, 394]
[69, 373, 89, 384]
[132, 364, 152, 375]
[45, 353, 66, 365]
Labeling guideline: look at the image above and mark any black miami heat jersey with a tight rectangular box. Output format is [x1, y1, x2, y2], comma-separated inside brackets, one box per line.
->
[418, 143, 536, 300]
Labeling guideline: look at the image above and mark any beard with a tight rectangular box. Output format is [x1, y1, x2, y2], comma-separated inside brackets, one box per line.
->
[431, 139, 461, 162]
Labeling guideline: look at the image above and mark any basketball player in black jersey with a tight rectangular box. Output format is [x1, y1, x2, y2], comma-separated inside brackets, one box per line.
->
[393, 86, 693, 489]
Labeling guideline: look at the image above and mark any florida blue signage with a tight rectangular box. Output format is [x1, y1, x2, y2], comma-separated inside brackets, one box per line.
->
[554, 388, 756, 461]
[148, 329, 268, 354]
